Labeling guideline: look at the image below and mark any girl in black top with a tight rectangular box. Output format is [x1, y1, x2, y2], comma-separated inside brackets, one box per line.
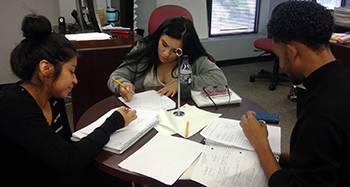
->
[0, 14, 136, 186]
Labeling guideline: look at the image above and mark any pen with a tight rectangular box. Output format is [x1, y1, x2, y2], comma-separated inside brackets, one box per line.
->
[112, 78, 135, 94]
[185, 121, 189, 137]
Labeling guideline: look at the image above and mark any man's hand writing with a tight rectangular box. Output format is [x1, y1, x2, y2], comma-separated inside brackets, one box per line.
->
[240, 111, 269, 149]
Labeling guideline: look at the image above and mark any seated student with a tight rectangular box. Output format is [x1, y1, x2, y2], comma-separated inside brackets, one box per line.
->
[240, 1, 350, 186]
[0, 14, 137, 186]
[107, 16, 227, 101]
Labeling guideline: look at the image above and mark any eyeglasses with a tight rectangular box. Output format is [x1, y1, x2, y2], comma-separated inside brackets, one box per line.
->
[202, 85, 231, 109]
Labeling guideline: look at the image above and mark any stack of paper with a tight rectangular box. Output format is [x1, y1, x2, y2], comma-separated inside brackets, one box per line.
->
[190, 117, 281, 187]
[71, 108, 158, 154]
[72, 90, 176, 154]
[65, 32, 111, 41]
[119, 133, 204, 185]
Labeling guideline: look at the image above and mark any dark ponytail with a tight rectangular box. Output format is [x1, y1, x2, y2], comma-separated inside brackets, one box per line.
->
[10, 14, 77, 83]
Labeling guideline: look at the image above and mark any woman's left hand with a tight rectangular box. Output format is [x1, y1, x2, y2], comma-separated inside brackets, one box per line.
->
[157, 80, 178, 97]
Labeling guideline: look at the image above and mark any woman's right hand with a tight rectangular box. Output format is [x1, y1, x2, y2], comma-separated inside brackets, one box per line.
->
[117, 106, 137, 127]
[119, 83, 134, 102]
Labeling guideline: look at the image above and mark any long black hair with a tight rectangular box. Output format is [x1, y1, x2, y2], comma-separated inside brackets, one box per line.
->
[10, 14, 77, 87]
[119, 16, 208, 82]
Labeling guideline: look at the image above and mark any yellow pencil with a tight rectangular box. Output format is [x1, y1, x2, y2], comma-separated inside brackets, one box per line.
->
[112, 78, 134, 94]
[185, 121, 189, 137]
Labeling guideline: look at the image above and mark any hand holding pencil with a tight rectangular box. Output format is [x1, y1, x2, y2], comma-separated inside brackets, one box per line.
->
[112, 78, 134, 102]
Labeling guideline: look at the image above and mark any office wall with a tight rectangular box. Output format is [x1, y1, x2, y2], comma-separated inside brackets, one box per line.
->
[0, 0, 282, 85]
[0, 0, 60, 84]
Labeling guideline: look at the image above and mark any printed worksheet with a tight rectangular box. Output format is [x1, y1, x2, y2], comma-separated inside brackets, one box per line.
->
[190, 145, 268, 187]
[118, 90, 176, 111]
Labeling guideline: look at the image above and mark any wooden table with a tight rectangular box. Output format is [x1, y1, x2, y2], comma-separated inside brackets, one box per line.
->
[330, 42, 350, 70]
[75, 87, 269, 187]
[70, 33, 142, 127]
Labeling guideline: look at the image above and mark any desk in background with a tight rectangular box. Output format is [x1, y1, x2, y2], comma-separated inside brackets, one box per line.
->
[70, 33, 142, 127]
[75, 87, 269, 187]
[331, 23, 350, 70]
[330, 43, 350, 70]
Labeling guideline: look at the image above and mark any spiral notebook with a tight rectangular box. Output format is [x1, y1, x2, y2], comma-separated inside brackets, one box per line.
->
[200, 117, 281, 156]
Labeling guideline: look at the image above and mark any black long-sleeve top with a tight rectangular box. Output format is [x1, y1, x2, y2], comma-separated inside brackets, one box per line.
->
[0, 83, 125, 186]
[269, 60, 350, 186]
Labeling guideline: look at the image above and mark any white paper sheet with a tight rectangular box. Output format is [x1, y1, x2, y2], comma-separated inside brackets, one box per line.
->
[119, 90, 176, 111]
[200, 118, 281, 154]
[155, 104, 222, 137]
[118, 133, 204, 185]
[191, 145, 268, 187]
[65, 32, 111, 41]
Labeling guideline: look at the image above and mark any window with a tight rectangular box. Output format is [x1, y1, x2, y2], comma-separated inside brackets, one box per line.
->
[297, 0, 345, 9]
[208, 0, 260, 36]
[316, 0, 344, 9]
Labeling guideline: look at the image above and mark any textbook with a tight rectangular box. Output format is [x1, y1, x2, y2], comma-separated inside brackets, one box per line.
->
[71, 108, 158, 154]
[191, 89, 242, 107]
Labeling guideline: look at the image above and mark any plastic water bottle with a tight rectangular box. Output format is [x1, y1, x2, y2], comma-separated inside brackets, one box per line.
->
[180, 55, 192, 101]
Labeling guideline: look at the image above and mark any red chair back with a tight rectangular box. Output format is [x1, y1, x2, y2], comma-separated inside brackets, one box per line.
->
[148, 5, 193, 35]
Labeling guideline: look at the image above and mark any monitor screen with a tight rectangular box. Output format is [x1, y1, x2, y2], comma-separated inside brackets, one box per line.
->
[75, 0, 102, 33]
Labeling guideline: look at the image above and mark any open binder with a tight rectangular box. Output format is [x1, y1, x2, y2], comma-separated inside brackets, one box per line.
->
[71, 108, 158, 154]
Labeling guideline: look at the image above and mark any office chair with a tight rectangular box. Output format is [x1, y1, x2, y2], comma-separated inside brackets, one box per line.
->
[148, 5, 193, 35]
[148, 5, 216, 63]
[250, 2, 288, 90]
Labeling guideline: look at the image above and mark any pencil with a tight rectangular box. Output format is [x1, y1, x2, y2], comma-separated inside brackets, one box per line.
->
[185, 121, 189, 137]
[112, 78, 135, 94]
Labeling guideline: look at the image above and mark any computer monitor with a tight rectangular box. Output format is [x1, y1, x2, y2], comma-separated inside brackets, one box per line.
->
[75, 0, 102, 33]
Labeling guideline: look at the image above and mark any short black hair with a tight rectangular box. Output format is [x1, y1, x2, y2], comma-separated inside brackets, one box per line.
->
[267, 1, 335, 51]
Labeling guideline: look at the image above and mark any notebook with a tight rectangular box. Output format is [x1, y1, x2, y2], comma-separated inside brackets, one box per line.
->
[200, 117, 281, 156]
[190, 117, 280, 186]
[191, 89, 242, 107]
[71, 108, 158, 154]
